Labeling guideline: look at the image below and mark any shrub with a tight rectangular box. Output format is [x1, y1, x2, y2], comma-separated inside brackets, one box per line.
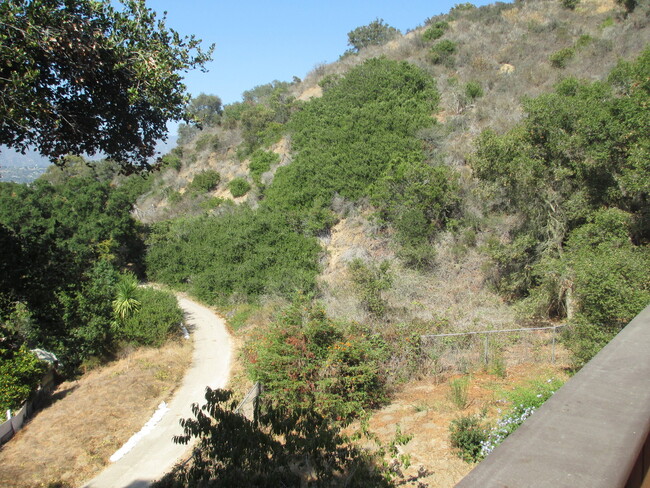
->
[346, 18, 400, 53]
[561, 0, 580, 10]
[120, 288, 183, 347]
[348, 259, 393, 318]
[189, 170, 221, 193]
[265, 57, 439, 218]
[146, 208, 321, 302]
[549, 47, 575, 68]
[246, 300, 389, 421]
[0, 342, 46, 412]
[448, 376, 470, 409]
[195, 133, 220, 152]
[228, 177, 251, 198]
[449, 415, 488, 463]
[422, 21, 449, 41]
[465, 81, 484, 101]
[249, 150, 279, 186]
[161, 153, 182, 171]
[428, 40, 458, 66]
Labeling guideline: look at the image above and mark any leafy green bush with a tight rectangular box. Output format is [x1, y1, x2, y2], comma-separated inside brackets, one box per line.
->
[428, 40, 458, 66]
[549, 47, 575, 68]
[449, 415, 488, 463]
[264, 58, 439, 216]
[348, 259, 393, 318]
[422, 21, 449, 41]
[249, 150, 279, 186]
[246, 300, 389, 421]
[189, 170, 221, 193]
[228, 177, 251, 198]
[120, 288, 183, 347]
[371, 158, 459, 269]
[146, 208, 321, 302]
[465, 81, 484, 100]
[161, 153, 182, 171]
[0, 341, 46, 412]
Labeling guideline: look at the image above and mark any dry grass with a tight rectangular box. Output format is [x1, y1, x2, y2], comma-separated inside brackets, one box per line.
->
[364, 361, 570, 487]
[0, 339, 192, 488]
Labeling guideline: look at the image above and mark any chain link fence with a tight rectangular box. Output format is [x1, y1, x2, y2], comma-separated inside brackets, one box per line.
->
[420, 325, 567, 376]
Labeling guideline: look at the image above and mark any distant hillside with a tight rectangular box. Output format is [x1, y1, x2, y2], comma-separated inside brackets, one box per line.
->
[0, 136, 178, 183]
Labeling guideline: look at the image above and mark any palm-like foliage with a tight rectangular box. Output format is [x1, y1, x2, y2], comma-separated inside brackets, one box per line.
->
[112, 275, 141, 322]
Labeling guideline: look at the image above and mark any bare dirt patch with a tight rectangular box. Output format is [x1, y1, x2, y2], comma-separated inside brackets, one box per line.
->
[0, 339, 192, 488]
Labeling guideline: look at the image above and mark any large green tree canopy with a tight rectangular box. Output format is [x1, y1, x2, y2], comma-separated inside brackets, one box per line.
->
[0, 0, 213, 173]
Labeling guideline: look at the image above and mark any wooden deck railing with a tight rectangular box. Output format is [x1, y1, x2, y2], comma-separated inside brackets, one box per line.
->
[455, 304, 650, 488]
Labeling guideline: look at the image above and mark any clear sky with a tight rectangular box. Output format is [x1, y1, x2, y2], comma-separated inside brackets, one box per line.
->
[146, 0, 497, 106]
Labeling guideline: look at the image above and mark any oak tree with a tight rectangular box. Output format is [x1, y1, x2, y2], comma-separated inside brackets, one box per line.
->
[0, 0, 213, 173]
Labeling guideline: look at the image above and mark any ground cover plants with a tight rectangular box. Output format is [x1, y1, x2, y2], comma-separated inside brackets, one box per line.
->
[449, 377, 565, 463]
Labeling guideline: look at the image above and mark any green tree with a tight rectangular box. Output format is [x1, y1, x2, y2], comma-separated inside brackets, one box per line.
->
[346, 18, 400, 54]
[154, 388, 394, 488]
[0, 0, 213, 173]
[187, 93, 223, 127]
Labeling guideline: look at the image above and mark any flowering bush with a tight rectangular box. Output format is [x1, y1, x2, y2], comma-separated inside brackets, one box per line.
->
[480, 378, 564, 458]
[449, 378, 564, 462]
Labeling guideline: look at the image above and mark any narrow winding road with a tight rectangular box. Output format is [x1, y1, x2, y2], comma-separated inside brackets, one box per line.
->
[82, 296, 232, 488]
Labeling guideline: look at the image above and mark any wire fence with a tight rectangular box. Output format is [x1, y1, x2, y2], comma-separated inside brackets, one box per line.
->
[419, 325, 567, 376]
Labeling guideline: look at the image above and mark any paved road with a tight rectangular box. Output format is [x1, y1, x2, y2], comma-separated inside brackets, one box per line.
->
[82, 296, 232, 488]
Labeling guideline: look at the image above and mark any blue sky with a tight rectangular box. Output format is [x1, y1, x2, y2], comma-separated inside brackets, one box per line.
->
[147, 0, 496, 106]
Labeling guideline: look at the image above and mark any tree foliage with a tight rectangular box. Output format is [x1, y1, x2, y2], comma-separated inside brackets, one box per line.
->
[145, 208, 321, 303]
[246, 300, 389, 422]
[0, 0, 213, 173]
[471, 49, 650, 364]
[154, 388, 395, 488]
[346, 18, 400, 54]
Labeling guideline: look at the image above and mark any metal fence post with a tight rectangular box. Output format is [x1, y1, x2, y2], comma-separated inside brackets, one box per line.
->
[484, 334, 489, 365]
[552, 327, 556, 364]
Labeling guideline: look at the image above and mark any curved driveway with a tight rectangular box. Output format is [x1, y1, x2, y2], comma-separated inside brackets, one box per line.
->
[82, 296, 232, 488]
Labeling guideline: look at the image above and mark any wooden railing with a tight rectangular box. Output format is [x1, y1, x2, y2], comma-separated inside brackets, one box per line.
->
[455, 304, 650, 488]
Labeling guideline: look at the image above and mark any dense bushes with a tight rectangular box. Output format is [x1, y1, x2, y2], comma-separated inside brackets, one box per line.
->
[119, 288, 183, 347]
[188, 170, 221, 193]
[228, 177, 251, 197]
[428, 40, 458, 66]
[371, 157, 459, 268]
[249, 149, 279, 186]
[472, 49, 650, 365]
[245, 300, 389, 421]
[145, 208, 321, 303]
[0, 337, 46, 412]
[264, 58, 440, 224]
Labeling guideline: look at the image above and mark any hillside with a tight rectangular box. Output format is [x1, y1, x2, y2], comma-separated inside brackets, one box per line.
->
[1, 0, 647, 486]
[132, 0, 649, 483]
[136, 0, 648, 330]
